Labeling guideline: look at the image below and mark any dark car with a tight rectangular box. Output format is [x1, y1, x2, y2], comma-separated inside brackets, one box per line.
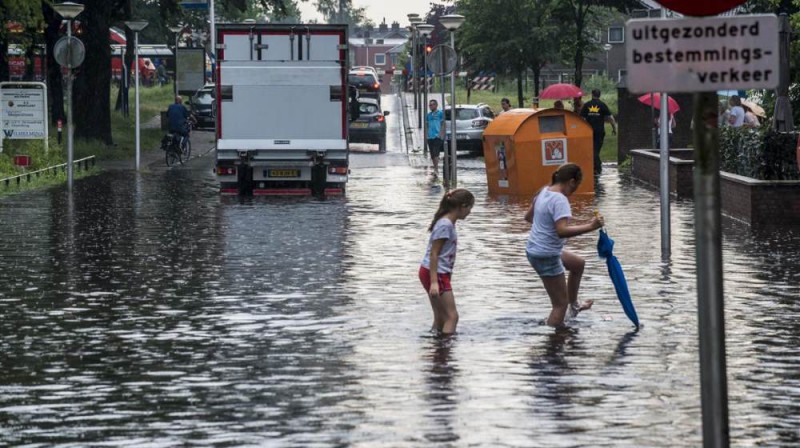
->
[190, 84, 215, 128]
[349, 97, 389, 152]
[348, 70, 381, 101]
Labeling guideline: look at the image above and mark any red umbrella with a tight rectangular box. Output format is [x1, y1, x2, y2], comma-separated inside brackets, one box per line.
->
[638, 93, 680, 115]
[540, 83, 584, 99]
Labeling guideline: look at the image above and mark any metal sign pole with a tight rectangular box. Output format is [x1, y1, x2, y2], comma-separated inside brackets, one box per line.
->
[693, 91, 729, 448]
[66, 20, 74, 191]
[660, 93, 671, 257]
[449, 33, 458, 186]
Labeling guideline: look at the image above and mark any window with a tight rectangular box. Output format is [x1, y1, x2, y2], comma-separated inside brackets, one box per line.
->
[539, 115, 566, 134]
[481, 107, 495, 119]
[608, 26, 624, 44]
[618, 69, 627, 83]
[374, 53, 386, 65]
[359, 103, 379, 114]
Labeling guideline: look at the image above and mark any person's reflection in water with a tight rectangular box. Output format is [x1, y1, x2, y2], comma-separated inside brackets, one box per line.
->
[422, 335, 460, 445]
[528, 329, 581, 415]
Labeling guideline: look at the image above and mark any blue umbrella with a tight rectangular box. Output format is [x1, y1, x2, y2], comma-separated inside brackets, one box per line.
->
[597, 229, 640, 328]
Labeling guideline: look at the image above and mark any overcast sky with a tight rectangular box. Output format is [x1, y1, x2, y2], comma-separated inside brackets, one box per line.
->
[297, 0, 436, 26]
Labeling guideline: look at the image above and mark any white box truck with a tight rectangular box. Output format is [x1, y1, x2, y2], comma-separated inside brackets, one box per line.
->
[214, 24, 352, 195]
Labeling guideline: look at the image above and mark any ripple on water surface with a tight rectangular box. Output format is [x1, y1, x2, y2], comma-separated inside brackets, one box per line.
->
[0, 162, 798, 446]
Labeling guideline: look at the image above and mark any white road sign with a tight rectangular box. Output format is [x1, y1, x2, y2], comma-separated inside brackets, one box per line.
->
[626, 14, 779, 93]
[1, 87, 46, 139]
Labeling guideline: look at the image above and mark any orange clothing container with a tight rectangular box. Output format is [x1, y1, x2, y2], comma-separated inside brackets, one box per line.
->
[482, 108, 595, 196]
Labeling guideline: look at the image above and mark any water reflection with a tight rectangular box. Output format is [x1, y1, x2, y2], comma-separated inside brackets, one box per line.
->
[422, 335, 459, 445]
[0, 152, 798, 446]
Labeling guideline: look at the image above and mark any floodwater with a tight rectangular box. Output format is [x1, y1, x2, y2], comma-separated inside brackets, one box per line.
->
[0, 95, 798, 447]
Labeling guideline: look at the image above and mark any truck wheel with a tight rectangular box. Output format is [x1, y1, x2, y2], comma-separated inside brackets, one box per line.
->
[378, 137, 386, 153]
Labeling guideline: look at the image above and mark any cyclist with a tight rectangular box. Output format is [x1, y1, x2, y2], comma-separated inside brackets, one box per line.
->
[167, 95, 192, 138]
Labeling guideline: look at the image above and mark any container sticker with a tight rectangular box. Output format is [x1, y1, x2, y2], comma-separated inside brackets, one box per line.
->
[495, 141, 508, 184]
[542, 138, 567, 166]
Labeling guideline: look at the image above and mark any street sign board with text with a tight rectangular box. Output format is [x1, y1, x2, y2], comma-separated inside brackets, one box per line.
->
[626, 15, 778, 93]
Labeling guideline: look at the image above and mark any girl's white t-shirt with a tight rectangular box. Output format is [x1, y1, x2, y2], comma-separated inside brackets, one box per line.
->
[421, 218, 458, 273]
[526, 188, 572, 257]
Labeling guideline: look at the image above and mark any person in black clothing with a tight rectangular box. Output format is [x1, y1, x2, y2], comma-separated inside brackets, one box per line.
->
[580, 89, 617, 175]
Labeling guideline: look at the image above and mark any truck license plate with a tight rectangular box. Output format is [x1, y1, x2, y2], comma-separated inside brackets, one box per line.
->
[268, 169, 300, 178]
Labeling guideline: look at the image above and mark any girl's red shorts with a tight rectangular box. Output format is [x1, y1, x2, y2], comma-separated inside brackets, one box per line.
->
[418, 266, 453, 293]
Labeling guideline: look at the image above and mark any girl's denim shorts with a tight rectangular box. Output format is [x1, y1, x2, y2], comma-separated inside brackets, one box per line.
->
[526, 252, 565, 277]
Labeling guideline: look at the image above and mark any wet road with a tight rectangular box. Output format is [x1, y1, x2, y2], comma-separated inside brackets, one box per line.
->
[1, 94, 799, 446]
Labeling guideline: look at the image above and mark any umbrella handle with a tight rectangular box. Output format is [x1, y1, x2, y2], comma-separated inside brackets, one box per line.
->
[594, 210, 605, 231]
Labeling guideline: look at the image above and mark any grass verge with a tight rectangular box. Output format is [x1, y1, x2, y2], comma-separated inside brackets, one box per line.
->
[0, 84, 172, 194]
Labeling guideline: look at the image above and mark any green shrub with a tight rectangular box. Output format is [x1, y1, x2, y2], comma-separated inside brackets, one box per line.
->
[720, 127, 800, 180]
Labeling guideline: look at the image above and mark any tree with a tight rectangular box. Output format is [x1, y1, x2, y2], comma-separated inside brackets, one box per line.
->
[457, 0, 560, 106]
[313, 0, 371, 26]
[0, 0, 42, 82]
[554, 0, 640, 87]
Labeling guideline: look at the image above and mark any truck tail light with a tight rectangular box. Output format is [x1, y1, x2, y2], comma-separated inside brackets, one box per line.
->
[328, 166, 348, 175]
[472, 119, 490, 129]
[217, 166, 236, 175]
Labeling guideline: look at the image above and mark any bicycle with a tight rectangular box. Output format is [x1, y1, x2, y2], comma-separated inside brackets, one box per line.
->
[161, 121, 192, 167]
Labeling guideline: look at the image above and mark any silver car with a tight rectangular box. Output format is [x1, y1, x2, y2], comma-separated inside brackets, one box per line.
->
[444, 103, 495, 154]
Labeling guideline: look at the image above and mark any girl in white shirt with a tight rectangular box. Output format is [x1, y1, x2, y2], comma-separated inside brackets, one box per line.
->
[419, 189, 475, 335]
[524, 164, 604, 328]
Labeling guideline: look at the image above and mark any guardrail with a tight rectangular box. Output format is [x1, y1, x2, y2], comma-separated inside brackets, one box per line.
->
[0, 156, 96, 188]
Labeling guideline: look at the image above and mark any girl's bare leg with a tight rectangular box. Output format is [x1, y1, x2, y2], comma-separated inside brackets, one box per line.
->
[541, 274, 569, 327]
[562, 250, 593, 314]
[438, 291, 459, 335]
[428, 293, 444, 332]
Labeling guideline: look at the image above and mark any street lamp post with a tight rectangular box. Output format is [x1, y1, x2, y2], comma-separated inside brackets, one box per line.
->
[603, 43, 612, 77]
[125, 20, 148, 171]
[440, 14, 465, 187]
[169, 25, 183, 95]
[409, 16, 423, 129]
[52, 1, 84, 191]
[417, 24, 434, 157]
[407, 15, 420, 114]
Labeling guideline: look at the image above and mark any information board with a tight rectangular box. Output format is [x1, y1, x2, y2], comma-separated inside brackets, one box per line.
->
[176, 48, 207, 95]
[626, 15, 779, 93]
[1, 85, 47, 139]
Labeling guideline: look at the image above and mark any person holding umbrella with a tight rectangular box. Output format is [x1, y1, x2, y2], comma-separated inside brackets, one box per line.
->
[524, 163, 604, 328]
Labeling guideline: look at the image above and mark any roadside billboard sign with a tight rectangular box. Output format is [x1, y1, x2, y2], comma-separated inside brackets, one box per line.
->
[176, 48, 206, 95]
[0, 82, 49, 153]
[626, 14, 779, 93]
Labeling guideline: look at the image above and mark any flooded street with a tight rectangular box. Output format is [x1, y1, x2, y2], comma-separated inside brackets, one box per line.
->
[1, 94, 799, 447]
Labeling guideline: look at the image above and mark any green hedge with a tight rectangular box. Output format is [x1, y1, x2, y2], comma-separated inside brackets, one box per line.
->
[720, 127, 800, 180]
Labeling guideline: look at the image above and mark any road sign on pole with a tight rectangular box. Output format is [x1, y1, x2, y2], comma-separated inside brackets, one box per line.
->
[427, 45, 457, 76]
[655, 0, 748, 17]
[626, 14, 779, 93]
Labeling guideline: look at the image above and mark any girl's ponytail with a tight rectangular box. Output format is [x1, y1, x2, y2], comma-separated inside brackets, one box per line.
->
[428, 189, 475, 231]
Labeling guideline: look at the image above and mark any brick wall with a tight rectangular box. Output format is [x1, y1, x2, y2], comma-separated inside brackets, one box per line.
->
[632, 149, 800, 226]
[630, 149, 694, 198]
[721, 174, 800, 227]
[617, 87, 695, 163]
